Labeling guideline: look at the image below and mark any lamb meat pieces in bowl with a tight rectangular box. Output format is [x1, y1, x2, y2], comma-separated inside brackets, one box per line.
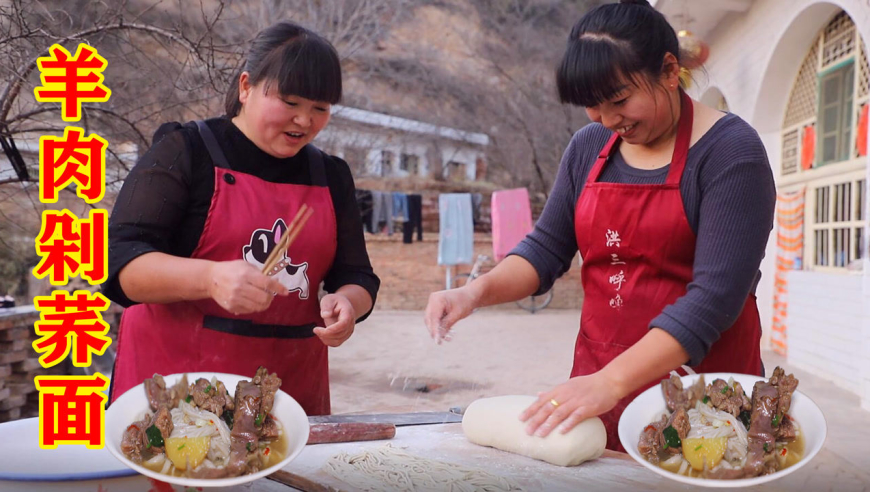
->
[638, 367, 803, 480]
[120, 366, 287, 478]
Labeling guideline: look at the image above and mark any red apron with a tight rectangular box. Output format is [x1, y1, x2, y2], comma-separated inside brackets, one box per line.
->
[572, 91, 762, 451]
[110, 121, 337, 415]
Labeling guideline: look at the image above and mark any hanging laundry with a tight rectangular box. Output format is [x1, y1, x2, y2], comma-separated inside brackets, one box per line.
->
[471, 193, 483, 226]
[355, 189, 374, 233]
[491, 188, 533, 262]
[438, 193, 474, 265]
[371, 191, 394, 235]
[403, 194, 424, 244]
[392, 192, 409, 221]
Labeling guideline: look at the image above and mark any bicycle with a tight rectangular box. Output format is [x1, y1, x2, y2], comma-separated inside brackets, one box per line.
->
[450, 254, 554, 313]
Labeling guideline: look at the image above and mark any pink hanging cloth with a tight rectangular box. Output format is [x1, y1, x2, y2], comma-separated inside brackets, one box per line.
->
[491, 188, 534, 262]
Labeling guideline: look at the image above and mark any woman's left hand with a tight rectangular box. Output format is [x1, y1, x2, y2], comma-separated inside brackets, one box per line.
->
[314, 293, 356, 347]
[519, 372, 624, 438]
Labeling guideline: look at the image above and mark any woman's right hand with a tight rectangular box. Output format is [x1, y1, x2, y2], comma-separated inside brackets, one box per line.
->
[424, 286, 478, 343]
[206, 260, 288, 315]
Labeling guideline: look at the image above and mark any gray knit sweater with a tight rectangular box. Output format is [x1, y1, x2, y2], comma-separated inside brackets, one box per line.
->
[510, 113, 775, 366]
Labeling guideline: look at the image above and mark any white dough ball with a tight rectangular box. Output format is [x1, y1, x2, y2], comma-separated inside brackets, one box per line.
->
[462, 395, 606, 467]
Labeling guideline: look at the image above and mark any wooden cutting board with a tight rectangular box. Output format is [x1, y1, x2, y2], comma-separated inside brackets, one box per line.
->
[271, 423, 842, 492]
[269, 424, 661, 491]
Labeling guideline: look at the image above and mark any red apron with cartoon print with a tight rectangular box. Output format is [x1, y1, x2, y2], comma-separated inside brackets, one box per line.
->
[111, 121, 337, 415]
[572, 91, 762, 451]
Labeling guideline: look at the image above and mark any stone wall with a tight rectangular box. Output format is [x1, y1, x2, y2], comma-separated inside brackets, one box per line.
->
[0, 305, 122, 423]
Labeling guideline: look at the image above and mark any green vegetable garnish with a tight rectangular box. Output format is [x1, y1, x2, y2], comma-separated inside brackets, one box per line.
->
[221, 409, 234, 430]
[185, 395, 193, 403]
[177, 444, 185, 450]
[662, 425, 681, 450]
[702, 396, 710, 404]
[720, 386, 729, 394]
[255, 412, 264, 426]
[145, 424, 164, 449]
[739, 410, 752, 430]
[246, 442, 253, 452]
[205, 383, 212, 393]
[695, 445, 703, 451]
[772, 413, 782, 427]
[764, 442, 770, 453]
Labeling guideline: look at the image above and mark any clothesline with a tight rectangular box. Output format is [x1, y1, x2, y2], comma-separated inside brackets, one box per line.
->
[354, 189, 532, 259]
[355, 190, 485, 244]
[355, 190, 424, 243]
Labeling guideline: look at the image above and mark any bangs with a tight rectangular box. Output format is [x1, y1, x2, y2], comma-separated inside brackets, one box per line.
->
[556, 36, 647, 107]
[256, 35, 342, 105]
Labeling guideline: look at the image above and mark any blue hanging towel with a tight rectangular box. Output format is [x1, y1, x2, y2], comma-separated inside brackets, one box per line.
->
[392, 192, 409, 221]
[438, 193, 474, 265]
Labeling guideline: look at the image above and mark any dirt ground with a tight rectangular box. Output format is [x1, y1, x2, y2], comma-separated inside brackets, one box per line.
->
[364, 233, 584, 311]
[328, 309, 579, 415]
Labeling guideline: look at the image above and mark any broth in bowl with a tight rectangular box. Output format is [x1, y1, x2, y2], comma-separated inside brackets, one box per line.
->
[619, 366, 826, 488]
[120, 366, 287, 479]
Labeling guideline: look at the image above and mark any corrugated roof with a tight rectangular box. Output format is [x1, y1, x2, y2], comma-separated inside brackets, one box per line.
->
[331, 105, 489, 146]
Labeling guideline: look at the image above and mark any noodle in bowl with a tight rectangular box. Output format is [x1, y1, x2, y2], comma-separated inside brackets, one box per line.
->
[106, 372, 309, 488]
[618, 372, 826, 488]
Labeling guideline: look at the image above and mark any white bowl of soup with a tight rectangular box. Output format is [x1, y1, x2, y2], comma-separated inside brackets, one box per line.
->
[618, 371, 826, 488]
[106, 371, 309, 488]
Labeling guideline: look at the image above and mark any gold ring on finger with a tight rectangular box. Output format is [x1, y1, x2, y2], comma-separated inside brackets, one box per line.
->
[550, 398, 560, 408]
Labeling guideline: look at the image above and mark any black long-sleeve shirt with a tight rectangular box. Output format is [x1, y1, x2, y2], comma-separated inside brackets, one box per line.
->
[103, 116, 379, 320]
[511, 113, 775, 366]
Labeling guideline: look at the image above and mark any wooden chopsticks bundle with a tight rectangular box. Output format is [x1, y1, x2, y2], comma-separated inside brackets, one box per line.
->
[261, 204, 314, 274]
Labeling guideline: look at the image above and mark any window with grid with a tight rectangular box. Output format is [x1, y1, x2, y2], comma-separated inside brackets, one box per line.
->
[780, 11, 869, 175]
[445, 160, 466, 181]
[380, 150, 394, 176]
[817, 61, 855, 165]
[399, 153, 419, 175]
[810, 177, 866, 268]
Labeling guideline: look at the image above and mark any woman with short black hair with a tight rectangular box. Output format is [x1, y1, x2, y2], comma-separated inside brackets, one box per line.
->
[106, 21, 379, 416]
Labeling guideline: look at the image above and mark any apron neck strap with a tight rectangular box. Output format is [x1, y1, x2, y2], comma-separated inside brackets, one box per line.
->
[586, 89, 694, 185]
[304, 144, 328, 187]
[195, 120, 232, 170]
[666, 90, 693, 185]
[196, 121, 329, 188]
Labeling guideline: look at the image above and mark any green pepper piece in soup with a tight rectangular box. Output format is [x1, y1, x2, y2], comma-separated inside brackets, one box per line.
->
[662, 425, 681, 449]
[145, 424, 164, 449]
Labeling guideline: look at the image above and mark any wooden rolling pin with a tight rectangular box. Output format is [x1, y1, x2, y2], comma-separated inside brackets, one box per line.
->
[307, 422, 397, 444]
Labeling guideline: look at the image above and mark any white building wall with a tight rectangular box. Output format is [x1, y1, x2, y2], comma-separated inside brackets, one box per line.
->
[364, 143, 431, 178]
[439, 146, 481, 181]
[686, 0, 870, 407]
[863, 259, 870, 411]
[786, 271, 864, 393]
[316, 127, 431, 177]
